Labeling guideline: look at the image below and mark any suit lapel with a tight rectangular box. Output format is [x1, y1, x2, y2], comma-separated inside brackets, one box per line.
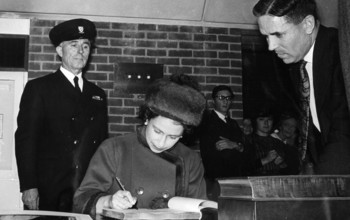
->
[313, 25, 331, 110]
[212, 110, 226, 125]
[80, 78, 91, 103]
[53, 71, 82, 116]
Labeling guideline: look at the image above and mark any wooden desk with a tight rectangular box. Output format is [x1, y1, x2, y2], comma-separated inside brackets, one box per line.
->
[217, 175, 350, 220]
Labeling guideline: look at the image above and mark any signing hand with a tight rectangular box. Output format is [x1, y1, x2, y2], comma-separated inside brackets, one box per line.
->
[22, 188, 39, 210]
[107, 190, 137, 210]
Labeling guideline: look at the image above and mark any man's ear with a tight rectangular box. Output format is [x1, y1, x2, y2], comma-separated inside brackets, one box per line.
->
[303, 15, 316, 35]
[56, 44, 63, 57]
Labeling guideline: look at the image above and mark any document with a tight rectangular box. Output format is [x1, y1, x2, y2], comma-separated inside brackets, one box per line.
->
[102, 196, 218, 220]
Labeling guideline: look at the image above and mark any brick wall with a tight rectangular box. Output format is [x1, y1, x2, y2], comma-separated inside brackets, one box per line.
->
[29, 18, 244, 137]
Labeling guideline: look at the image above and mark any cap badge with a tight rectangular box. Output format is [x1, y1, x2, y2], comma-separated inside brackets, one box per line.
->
[78, 26, 84, 34]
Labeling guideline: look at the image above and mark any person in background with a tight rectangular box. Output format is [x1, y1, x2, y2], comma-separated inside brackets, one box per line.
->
[253, 0, 350, 174]
[73, 74, 207, 217]
[15, 18, 108, 211]
[242, 118, 253, 136]
[199, 85, 251, 200]
[271, 111, 299, 148]
[247, 107, 300, 176]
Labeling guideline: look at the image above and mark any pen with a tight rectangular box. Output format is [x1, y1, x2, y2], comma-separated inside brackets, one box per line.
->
[116, 177, 126, 191]
[116, 177, 138, 209]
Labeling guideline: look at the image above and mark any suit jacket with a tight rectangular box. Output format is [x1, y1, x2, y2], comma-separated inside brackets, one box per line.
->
[15, 70, 108, 211]
[73, 127, 207, 216]
[199, 110, 251, 178]
[287, 25, 350, 173]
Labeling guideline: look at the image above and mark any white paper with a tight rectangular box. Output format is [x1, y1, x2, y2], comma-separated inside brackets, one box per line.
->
[168, 197, 218, 212]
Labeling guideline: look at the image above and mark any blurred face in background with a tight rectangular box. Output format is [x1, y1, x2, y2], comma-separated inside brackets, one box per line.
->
[213, 90, 233, 115]
[243, 118, 253, 135]
[255, 116, 274, 137]
[145, 115, 184, 153]
[279, 117, 297, 140]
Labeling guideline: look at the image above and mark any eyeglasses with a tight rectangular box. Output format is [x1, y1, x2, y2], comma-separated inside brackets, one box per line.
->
[215, 95, 233, 101]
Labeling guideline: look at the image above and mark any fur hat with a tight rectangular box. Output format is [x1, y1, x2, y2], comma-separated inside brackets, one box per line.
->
[49, 18, 97, 47]
[145, 74, 206, 126]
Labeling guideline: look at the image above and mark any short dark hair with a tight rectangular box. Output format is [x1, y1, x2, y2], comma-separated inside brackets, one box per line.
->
[252, 0, 318, 24]
[212, 85, 234, 99]
[275, 111, 299, 129]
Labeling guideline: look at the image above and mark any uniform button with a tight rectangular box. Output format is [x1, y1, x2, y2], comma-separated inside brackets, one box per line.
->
[136, 187, 144, 195]
[90, 117, 94, 121]
[93, 140, 97, 144]
[74, 140, 79, 144]
[72, 117, 75, 121]
[75, 165, 79, 169]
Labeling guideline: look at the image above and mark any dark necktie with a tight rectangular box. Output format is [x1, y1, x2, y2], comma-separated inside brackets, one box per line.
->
[74, 76, 81, 94]
[225, 115, 231, 124]
[298, 60, 310, 161]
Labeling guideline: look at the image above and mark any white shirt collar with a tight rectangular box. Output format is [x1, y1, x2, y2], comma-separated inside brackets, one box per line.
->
[60, 66, 83, 90]
[303, 42, 321, 131]
[214, 110, 227, 122]
[304, 42, 314, 64]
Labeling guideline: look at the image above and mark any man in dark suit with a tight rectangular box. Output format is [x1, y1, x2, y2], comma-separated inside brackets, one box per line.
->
[253, 0, 350, 174]
[199, 85, 251, 200]
[15, 18, 108, 211]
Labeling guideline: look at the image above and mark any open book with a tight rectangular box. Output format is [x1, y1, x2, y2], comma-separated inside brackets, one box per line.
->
[102, 196, 218, 220]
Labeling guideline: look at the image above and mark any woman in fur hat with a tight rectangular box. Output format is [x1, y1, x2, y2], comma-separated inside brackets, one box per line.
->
[73, 73, 207, 217]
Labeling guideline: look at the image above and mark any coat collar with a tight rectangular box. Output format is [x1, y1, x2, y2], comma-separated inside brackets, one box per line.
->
[136, 126, 186, 197]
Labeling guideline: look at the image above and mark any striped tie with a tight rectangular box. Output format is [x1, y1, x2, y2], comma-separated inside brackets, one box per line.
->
[298, 60, 310, 161]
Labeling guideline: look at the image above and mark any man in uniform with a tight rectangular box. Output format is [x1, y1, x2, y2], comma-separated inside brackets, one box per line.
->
[15, 18, 108, 211]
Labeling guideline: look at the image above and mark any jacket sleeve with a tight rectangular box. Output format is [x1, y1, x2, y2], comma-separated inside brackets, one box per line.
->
[327, 61, 350, 139]
[73, 138, 118, 216]
[187, 152, 207, 200]
[15, 80, 44, 192]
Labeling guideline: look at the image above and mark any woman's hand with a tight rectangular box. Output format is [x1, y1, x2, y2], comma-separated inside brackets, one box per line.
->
[261, 150, 278, 165]
[97, 190, 137, 213]
[274, 155, 284, 165]
[274, 155, 288, 168]
[107, 190, 137, 210]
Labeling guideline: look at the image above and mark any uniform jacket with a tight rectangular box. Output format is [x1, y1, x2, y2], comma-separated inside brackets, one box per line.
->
[286, 25, 350, 173]
[199, 110, 251, 178]
[15, 70, 108, 210]
[73, 127, 207, 216]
